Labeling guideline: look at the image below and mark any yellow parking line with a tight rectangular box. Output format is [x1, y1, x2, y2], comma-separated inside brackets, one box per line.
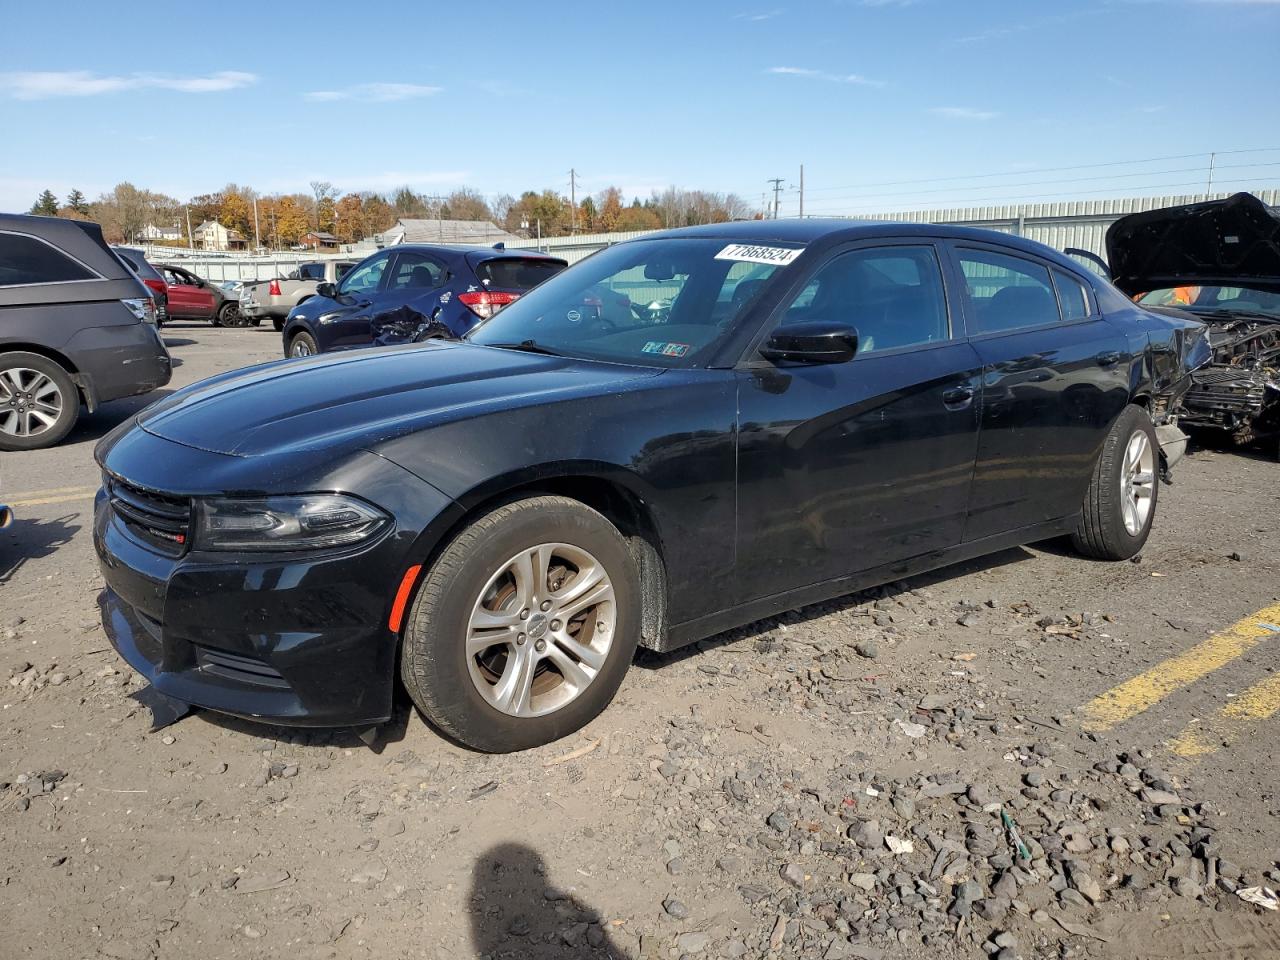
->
[1222, 673, 1280, 719]
[1169, 673, 1280, 758]
[1081, 602, 1280, 732]
[7, 487, 98, 508]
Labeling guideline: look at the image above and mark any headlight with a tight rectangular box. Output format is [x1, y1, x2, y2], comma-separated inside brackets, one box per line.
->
[194, 494, 389, 551]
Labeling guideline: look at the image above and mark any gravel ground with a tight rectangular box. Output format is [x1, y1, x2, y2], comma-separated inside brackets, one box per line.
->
[2, 325, 1278, 960]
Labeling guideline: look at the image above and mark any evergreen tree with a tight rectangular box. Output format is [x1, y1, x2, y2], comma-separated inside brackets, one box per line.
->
[66, 189, 89, 215]
[31, 189, 58, 216]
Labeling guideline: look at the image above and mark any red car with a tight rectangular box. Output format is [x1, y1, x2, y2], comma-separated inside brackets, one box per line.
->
[159, 264, 241, 326]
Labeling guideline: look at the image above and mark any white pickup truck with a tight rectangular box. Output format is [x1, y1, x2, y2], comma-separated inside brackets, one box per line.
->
[240, 259, 356, 330]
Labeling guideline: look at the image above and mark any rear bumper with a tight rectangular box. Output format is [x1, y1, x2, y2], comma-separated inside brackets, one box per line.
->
[67, 321, 172, 407]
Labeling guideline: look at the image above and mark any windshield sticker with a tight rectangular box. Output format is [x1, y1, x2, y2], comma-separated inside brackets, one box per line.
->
[642, 341, 690, 358]
[714, 243, 804, 266]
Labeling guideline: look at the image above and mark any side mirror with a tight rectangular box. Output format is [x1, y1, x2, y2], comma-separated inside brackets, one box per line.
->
[316, 282, 337, 299]
[760, 321, 859, 364]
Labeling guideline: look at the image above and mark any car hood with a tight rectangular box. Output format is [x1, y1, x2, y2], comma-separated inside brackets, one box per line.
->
[137, 341, 662, 457]
[1106, 192, 1280, 297]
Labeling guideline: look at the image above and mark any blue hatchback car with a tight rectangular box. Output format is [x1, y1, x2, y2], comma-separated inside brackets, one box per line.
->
[281, 244, 567, 357]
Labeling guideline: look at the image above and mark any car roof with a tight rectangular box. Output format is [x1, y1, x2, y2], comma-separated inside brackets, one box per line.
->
[0, 213, 133, 280]
[637, 218, 1090, 275]
[392, 243, 563, 261]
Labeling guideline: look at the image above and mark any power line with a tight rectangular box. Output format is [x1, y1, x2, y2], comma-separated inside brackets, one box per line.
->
[793, 160, 1280, 206]
[796, 146, 1280, 196]
[800, 175, 1280, 215]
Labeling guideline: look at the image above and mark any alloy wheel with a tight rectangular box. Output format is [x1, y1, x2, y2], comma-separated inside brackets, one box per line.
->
[465, 542, 616, 718]
[290, 340, 313, 357]
[1120, 430, 1155, 535]
[0, 367, 63, 438]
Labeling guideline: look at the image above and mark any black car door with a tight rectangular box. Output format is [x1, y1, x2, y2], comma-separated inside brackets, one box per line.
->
[371, 250, 450, 346]
[946, 242, 1131, 541]
[321, 253, 391, 349]
[734, 240, 983, 602]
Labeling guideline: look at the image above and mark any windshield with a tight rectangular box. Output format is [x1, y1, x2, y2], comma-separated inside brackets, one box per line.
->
[1139, 285, 1280, 319]
[465, 238, 796, 366]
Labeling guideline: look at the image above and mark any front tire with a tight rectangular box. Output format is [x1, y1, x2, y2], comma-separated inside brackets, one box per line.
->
[287, 331, 318, 358]
[0, 352, 79, 451]
[1071, 404, 1158, 560]
[400, 496, 641, 753]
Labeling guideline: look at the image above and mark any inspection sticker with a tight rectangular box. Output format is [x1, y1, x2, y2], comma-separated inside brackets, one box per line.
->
[714, 243, 804, 266]
[642, 341, 690, 357]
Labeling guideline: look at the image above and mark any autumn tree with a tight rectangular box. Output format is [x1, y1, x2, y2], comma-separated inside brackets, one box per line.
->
[617, 200, 662, 232]
[274, 195, 310, 246]
[309, 180, 339, 231]
[441, 187, 492, 222]
[187, 193, 222, 228]
[217, 184, 255, 240]
[597, 187, 624, 232]
[579, 196, 597, 232]
[362, 193, 397, 234]
[334, 194, 368, 243]
[30, 190, 59, 216]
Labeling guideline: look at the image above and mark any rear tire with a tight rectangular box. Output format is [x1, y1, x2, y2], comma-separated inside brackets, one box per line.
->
[0, 352, 79, 451]
[400, 496, 641, 753]
[1071, 404, 1159, 560]
[287, 332, 318, 358]
[272, 318, 284, 332]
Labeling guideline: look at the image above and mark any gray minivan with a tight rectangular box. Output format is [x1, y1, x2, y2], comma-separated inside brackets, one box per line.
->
[0, 214, 172, 451]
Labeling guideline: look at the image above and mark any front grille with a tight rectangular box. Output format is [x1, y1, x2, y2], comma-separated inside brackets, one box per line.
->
[107, 476, 192, 557]
[195, 646, 289, 689]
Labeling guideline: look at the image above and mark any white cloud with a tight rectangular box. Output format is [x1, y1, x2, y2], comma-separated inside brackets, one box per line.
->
[930, 106, 1000, 121]
[304, 83, 441, 102]
[0, 70, 256, 100]
[733, 8, 783, 19]
[767, 66, 885, 87]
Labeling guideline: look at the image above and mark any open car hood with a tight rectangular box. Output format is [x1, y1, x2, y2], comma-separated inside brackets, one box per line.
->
[1105, 192, 1280, 297]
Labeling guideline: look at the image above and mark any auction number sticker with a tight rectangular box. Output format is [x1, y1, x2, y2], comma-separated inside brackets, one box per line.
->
[714, 243, 804, 266]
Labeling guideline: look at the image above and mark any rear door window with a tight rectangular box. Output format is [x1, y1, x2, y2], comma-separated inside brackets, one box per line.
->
[957, 249, 1061, 334]
[474, 257, 565, 290]
[387, 251, 444, 290]
[0, 232, 95, 286]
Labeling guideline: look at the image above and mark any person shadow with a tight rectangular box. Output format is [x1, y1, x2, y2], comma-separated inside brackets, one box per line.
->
[469, 843, 631, 959]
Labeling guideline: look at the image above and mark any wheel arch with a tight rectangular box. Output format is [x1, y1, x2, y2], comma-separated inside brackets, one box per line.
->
[0, 343, 91, 408]
[397, 465, 670, 653]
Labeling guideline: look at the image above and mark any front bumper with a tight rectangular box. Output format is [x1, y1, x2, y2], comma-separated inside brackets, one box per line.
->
[92, 444, 461, 727]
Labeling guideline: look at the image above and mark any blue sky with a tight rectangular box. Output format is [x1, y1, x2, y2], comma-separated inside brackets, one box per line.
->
[2, 0, 1278, 216]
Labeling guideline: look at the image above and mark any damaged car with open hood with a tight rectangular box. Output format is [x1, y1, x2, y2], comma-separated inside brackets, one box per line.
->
[1096, 192, 1280, 457]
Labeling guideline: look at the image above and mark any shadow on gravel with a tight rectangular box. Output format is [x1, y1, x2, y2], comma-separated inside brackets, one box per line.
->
[161, 337, 197, 348]
[64, 389, 174, 446]
[637, 545, 1035, 670]
[0, 512, 80, 583]
[470, 843, 626, 958]
[191, 699, 412, 754]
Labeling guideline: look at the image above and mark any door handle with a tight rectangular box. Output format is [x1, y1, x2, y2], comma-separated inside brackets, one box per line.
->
[1096, 351, 1123, 367]
[942, 386, 975, 409]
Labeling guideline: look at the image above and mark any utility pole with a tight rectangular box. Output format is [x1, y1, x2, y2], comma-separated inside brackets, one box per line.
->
[569, 168, 580, 235]
[1206, 152, 1217, 195]
[798, 164, 805, 218]
[767, 178, 784, 219]
[185, 206, 193, 249]
[252, 196, 261, 251]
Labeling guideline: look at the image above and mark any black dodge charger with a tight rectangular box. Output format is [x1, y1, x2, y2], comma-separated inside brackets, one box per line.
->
[94, 220, 1210, 752]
